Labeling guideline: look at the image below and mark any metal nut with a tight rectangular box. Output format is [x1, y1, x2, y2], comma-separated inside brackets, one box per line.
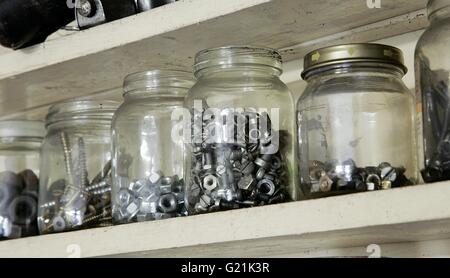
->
[319, 175, 333, 192]
[157, 194, 178, 213]
[202, 175, 218, 191]
[237, 175, 255, 191]
[256, 179, 276, 196]
[148, 171, 163, 184]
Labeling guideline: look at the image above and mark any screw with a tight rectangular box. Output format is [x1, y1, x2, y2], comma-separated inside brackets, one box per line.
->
[60, 132, 74, 188]
[77, 137, 88, 190]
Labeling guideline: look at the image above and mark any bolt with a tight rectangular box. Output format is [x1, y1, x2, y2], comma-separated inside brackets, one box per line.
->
[91, 186, 111, 196]
[86, 179, 110, 192]
[77, 137, 88, 190]
[82, 213, 104, 226]
[60, 132, 74, 188]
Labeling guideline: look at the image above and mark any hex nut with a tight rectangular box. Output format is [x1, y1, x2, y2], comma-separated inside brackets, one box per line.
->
[148, 171, 163, 184]
[8, 195, 37, 226]
[160, 176, 174, 186]
[202, 175, 218, 191]
[116, 188, 133, 207]
[136, 213, 154, 222]
[381, 180, 392, 190]
[137, 184, 156, 201]
[270, 156, 282, 170]
[366, 173, 381, 189]
[159, 184, 173, 195]
[256, 179, 276, 196]
[319, 175, 333, 192]
[237, 175, 256, 191]
[216, 165, 227, 177]
[126, 200, 141, 219]
[157, 194, 178, 213]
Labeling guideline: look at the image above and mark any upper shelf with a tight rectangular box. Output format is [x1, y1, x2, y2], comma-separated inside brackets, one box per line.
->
[0, 182, 450, 258]
[0, 0, 428, 120]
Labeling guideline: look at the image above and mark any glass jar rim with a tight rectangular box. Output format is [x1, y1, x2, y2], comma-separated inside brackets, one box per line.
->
[123, 69, 195, 96]
[0, 120, 45, 139]
[46, 100, 120, 127]
[302, 43, 407, 79]
[428, 0, 450, 18]
[193, 45, 283, 75]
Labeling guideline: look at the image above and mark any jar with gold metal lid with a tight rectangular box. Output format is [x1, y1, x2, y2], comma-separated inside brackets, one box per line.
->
[298, 43, 417, 198]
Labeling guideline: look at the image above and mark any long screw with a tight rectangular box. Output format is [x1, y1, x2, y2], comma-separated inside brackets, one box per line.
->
[60, 132, 74, 188]
[77, 137, 88, 190]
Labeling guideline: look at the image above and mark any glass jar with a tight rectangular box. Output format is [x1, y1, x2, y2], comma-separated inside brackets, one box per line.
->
[298, 44, 417, 198]
[185, 46, 296, 214]
[111, 70, 195, 224]
[416, 0, 450, 182]
[0, 121, 44, 239]
[38, 100, 119, 234]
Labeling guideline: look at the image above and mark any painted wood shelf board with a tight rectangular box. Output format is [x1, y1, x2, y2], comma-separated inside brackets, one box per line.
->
[0, 0, 427, 120]
[0, 182, 449, 258]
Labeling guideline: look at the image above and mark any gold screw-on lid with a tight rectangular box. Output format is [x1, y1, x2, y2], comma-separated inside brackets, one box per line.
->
[302, 43, 407, 79]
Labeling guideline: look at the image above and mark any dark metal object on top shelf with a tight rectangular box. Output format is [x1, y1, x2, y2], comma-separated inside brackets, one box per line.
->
[75, 0, 137, 29]
[0, 0, 74, 49]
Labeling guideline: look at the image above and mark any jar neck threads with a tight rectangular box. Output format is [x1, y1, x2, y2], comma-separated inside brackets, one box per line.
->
[123, 70, 194, 99]
[194, 46, 283, 78]
[46, 100, 119, 128]
[303, 63, 405, 81]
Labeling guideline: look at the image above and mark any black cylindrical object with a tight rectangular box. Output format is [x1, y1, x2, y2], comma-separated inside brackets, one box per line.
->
[0, 0, 74, 49]
[137, 0, 177, 12]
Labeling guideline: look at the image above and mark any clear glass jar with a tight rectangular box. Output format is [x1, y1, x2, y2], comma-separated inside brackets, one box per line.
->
[298, 44, 417, 198]
[111, 70, 194, 224]
[38, 100, 119, 234]
[416, 0, 450, 182]
[0, 121, 44, 239]
[185, 46, 296, 214]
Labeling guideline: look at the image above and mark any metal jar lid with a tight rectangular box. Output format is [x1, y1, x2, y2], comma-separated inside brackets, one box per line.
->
[302, 43, 407, 79]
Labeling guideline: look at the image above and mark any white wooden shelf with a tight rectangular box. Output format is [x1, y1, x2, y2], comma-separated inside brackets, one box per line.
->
[0, 0, 427, 120]
[1, 182, 449, 258]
